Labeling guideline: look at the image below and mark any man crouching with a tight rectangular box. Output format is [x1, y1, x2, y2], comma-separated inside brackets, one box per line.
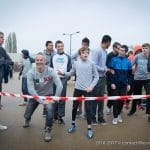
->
[23, 52, 63, 142]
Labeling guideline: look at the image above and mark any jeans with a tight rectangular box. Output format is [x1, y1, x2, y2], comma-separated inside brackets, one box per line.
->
[24, 99, 54, 127]
[22, 77, 28, 102]
[53, 78, 67, 118]
[92, 77, 105, 121]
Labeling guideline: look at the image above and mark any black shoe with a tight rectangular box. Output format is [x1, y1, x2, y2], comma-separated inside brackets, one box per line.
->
[98, 118, 107, 125]
[127, 111, 135, 116]
[23, 120, 30, 128]
[58, 118, 65, 125]
[92, 120, 98, 126]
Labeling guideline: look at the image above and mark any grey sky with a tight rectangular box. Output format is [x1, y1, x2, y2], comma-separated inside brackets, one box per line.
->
[1, 0, 150, 53]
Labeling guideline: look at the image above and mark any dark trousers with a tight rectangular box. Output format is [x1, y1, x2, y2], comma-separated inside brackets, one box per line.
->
[0, 83, 2, 105]
[112, 86, 127, 118]
[130, 79, 150, 114]
[22, 77, 28, 102]
[106, 82, 113, 109]
[53, 78, 67, 118]
[24, 99, 54, 127]
[92, 77, 105, 121]
[72, 89, 93, 125]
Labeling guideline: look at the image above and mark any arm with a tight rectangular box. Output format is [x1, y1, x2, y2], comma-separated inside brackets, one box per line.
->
[89, 63, 99, 89]
[51, 69, 63, 96]
[127, 61, 133, 85]
[91, 50, 106, 72]
[67, 55, 72, 72]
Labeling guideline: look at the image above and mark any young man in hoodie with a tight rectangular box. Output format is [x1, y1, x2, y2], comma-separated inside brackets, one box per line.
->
[0, 32, 13, 130]
[50, 40, 72, 125]
[18, 50, 35, 106]
[23, 52, 63, 142]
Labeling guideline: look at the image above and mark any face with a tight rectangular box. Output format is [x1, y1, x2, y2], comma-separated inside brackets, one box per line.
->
[142, 46, 150, 55]
[35, 54, 46, 71]
[55, 43, 64, 53]
[46, 43, 53, 52]
[103, 41, 111, 49]
[81, 42, 89, 49]
[80, 50, 89, 61]
[119, 47, 126, 57]
[114, 45, 121, 53]
[0, 34, 4, 45]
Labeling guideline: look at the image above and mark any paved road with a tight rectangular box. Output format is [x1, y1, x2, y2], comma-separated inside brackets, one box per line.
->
[0, 73, 150, 150]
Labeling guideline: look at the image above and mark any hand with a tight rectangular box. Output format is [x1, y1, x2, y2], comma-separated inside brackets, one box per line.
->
[132, 65, 136, 74]
[127, 85, 131, 92]
[43, 100, 54, 105]
[57, 70, 65, 76]
[111, 84, 116, 90]
[86, 87, 93, 93]
[110, 69, 115, 74]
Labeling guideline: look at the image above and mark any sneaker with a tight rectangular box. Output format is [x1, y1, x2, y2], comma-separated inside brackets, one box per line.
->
[112, 118, 118, 125]
[0, 124, 8, 130]
[127, 111, 135, 116]
[91, 120, 98, 126]
[68, 125, 76, 133]
[118, 115, 123, 123]
[86, 129, 94, 139]
[44, 127, 52, 142]
[98, 117, 107, 125]
[23, 120, 30, 128]
[58, 118, 65, 125]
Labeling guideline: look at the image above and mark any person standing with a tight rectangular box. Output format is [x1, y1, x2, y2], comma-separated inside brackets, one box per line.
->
[23, 52, 63, 142]
[106, 42, 121, 114]
[18, 49, 35, 106]
[90, 35, 112, 125]
[128, 43, 150, 122]
[72, 37, 90, 117]
[0, 31, 13, 130]
[109, 45, 132, 125]
[50, 40, 72, 125]
[42, 41, 56, 116]
[58, 47, 99, 139]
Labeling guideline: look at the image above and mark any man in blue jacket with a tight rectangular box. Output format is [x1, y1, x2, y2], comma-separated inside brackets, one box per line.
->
[109, 45, 132, 125]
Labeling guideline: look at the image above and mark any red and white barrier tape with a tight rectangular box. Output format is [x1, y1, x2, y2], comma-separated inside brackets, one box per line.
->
[0, 92, 150, 101]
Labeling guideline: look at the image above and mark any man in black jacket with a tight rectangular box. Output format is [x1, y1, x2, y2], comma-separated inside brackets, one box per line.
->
[0, 32, 13, 130]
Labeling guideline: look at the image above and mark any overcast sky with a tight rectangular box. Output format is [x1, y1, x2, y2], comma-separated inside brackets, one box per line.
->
[1, 0, 150, 54]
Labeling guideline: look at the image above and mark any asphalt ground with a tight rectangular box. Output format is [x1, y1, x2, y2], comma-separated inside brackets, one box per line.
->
[0, 73, 150, 150]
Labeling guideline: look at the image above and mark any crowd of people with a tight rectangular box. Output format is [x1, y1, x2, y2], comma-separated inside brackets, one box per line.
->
[0, 31, 150, 142]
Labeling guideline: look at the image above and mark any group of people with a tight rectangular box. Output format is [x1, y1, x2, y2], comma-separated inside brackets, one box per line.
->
[0, 31, 150, 142]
